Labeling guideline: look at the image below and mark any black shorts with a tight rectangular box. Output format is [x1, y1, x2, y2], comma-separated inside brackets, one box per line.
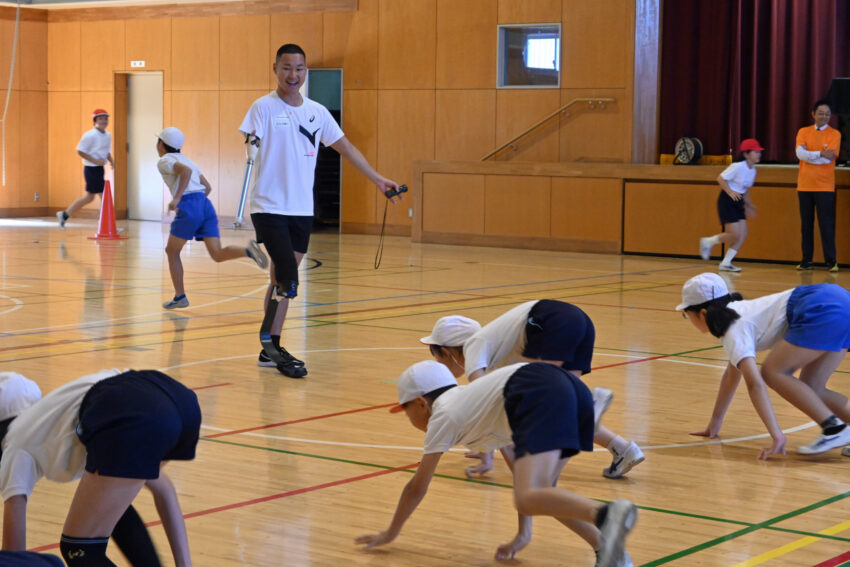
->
[717, 190, 746, 224]
[0, 552, 63, 567]
[251, 213, 312, 284]
[83, 166, 105, 194]
[523, 300, 595, 374]
[77, 370, 201, 479]
[503, 363, 595, 459]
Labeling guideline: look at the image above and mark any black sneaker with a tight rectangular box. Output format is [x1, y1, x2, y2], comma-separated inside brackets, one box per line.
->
[796, 261, 813, 271]
[257, 348, 305, 367]
[277, 359, 308, 378]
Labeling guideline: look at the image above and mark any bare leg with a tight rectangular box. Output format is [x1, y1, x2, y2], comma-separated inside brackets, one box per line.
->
[63, 472, 146, 538]
[761, 340, 839, 423]
[66, 192, 98, 217]
[165, 235, 188, 297]
[798, 349, 850, 421]
[203, 237, 248, 263]
[513, 450, 600, 524]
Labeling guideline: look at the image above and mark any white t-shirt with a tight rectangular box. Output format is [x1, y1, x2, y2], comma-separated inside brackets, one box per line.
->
[423, 363, 523, 455]
[0, 369, 122, 501]
[76, 128, 112, 166]
[721, 290, 794, 366]
[239, 92, 344, 216]
[463, 301, 537, 377]
[719, 161, 757, 195]
[157, 153, 206, 198]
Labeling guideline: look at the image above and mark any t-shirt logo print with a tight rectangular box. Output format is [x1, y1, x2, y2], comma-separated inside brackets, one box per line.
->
[299, 125, 320, 147]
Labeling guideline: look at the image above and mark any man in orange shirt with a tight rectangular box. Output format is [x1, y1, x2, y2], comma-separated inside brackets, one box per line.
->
[795, 99, 841, 271]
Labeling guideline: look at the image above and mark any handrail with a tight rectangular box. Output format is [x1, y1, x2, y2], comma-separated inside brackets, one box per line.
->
[480, 97, 616, 161]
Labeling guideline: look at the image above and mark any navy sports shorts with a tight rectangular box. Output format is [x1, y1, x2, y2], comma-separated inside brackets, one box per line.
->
[0, 552, 63, 566]
[83, 166, 105, 194]
[717, 190, 746, 224]
[170, 192, 220, 241]
[785, 284, 850, 352]
[503, 362, 595, 459]
[77, 370, 201, 479]
[523, 300, 595, 374]
[250, 213, 312, 285]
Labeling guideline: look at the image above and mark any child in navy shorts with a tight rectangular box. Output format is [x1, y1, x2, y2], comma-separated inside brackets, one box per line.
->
[0, 369, 201, 566]
[678, 273, 850, 458]
[356, 360, 638, 566]
[156, 127, 268, 309]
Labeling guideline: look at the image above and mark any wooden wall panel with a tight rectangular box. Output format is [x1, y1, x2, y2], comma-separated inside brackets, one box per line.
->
[125, 19, 172, 90]
[18, 91, 47, 207]
[218, 90, 267, 217]
[48, 91, 82, 208]
[495, 89, 561, 162]
[0, 91, 18, 208]
[0, 20, 20, 91]
[80, 20, 125, 92]
[323, 0, 378, 90]
[269, 12, 323, 89]
[561, 0, 630, 88]
[20, 21, 47, 92]
[47, 21, 80, 91]
[498, 0, 561, 23]
[378, 0, 436, 90]
[558, 88, 627, 162]
[220, 15, 270, 90]
[435, 0, 496, 89]
[550, 177, 621, 242]
[340, 89, 377, 225]
[484, 174, 550, 236]
[421, 173, 485, 234]
[172, 18, 220, 91]
[435, 89, 496, 161]
[376, 90, 435, 227]
[171, 91, 220, 196]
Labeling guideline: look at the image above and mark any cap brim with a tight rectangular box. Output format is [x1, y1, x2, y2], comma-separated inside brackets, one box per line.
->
[419, 335, 437, 345]
[675, 303, 688, 311]
[389, 404, 405, 413]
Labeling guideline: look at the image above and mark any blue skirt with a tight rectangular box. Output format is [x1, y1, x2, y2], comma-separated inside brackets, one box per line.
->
[785, 284, 850, 352]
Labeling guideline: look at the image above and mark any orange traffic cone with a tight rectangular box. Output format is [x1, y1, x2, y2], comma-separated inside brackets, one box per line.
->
[88, 180, 128, 240]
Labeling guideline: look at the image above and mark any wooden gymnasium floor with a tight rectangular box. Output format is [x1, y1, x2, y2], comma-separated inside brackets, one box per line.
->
[1, 217, 849, 567]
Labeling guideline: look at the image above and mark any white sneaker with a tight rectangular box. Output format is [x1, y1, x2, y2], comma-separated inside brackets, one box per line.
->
[699, 237, 712, 260]
[247, 240, 268, 269]
[603, 442, 645, 478]
[56, 211, 67, 230]
[841, 446, 850, 457]
[596, 500, 637, 567]
[163, 295, 189, 309]
[718, 263, 742, 272]
[592, 388, 613, 434]
[797, 426, 850, 455]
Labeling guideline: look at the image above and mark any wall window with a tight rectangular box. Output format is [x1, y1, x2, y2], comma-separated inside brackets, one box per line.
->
[498, 24, 561, 88]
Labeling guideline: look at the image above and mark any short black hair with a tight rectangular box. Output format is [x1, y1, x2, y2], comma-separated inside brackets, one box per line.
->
[812, 98, 831, 113]
[423, 384, 457, 404]
[276, 43, 306, 61]
[684, 292, 744, 338]
[0, 416, 15, 461]
[159, 139, 180, 154]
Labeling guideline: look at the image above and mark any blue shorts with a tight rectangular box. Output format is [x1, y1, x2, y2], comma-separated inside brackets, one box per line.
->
[785, 284, 850, 352]
[503, 363, 595, 459]
[77, 370, 201, 479]
[523, 300, 595, 374]
[170, 192, 220, 241]
[0, 552, 63, 566]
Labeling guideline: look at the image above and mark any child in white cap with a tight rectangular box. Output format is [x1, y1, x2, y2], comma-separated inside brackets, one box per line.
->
[156, 127, 268, 309]
[678, 273, 850, 458]
[421, 301, 644, 479]
[356, 360, 637, 566]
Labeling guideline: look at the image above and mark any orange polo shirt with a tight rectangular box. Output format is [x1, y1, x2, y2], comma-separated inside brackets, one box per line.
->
[796, 125, 841, 191]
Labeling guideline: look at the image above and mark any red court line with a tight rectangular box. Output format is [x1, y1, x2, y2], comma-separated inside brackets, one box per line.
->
[29, 461, 421, 553]
[190, 382, 232, 391]
[591, 353, 672, 371]
[814, 551, 850, 567]
[204, 402, 398, 438]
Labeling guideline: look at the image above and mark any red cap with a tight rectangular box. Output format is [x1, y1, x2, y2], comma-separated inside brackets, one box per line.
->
[92, 109, 109, 118]
[740, 138, 763, 152]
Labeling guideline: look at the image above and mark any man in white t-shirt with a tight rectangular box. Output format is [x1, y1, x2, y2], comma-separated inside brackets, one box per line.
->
[240, 43, 400, 378]
[356, 360, 638, 566]
[57, 109, 114, 230]
[699, 138, 763, 272]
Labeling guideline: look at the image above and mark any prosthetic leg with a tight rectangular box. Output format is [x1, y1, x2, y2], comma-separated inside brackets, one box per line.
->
[259, 285, 307, 378]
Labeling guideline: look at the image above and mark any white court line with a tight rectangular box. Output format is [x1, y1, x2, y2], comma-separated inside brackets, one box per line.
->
[0, 295, 23, 315]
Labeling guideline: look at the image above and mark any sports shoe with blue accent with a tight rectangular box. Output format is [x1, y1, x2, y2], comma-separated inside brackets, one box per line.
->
[596, 500, 637, 567]
[257, 347, 304, 368]
[797, 426, 850, 455]
[247, 240, 268, 269]
[603, 441, 645, 478]
[163, 295, 189, 309]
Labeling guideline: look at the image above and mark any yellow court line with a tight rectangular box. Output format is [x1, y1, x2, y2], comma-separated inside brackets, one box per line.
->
[731, 519, 850, 566]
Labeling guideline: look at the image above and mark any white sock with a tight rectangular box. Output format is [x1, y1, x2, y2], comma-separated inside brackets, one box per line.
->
[722, 248, 738, 265]
[607, 436, 628, 456]
[704, 235, 721, 246]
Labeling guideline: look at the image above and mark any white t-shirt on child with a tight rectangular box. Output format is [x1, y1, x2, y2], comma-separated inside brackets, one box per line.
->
[720, 289, 794, 366]
[463, 301, 537, 377]
[157, 153, 206, 198]
[76, 128, 112, 166]
[719, 161, 757, 195]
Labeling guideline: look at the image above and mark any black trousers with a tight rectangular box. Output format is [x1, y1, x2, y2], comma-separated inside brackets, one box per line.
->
[798, 191, 837, 265]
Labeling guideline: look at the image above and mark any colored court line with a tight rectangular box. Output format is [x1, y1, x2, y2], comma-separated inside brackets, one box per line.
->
[190, 382, 232, 391]
[814, 551, 850, 567]
[730, 519, 850, 566]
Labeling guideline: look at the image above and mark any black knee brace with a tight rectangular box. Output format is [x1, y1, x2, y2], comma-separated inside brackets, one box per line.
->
[60, 535, 116, 566]
[111, 505, 161, 567]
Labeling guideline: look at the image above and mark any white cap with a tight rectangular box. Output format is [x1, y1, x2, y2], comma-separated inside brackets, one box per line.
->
[390, 361, 458, 413]
[0, 373, 42, 422]
[420, 316, 481, 347]
[676, 273, 730, 311]
[157, 127, 185, 150]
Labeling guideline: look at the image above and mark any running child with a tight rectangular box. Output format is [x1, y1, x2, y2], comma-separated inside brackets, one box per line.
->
[699, 138, 763, 272]
[678, 273, 850, 458]
[356, 360, 637, 566]
[156, 127, 268, 309]
[421, 301, 645, 478]
[0, 369, 201, 566]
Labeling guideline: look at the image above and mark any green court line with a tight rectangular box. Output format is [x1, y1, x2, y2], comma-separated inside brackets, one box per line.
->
[200, 437, 850, 552]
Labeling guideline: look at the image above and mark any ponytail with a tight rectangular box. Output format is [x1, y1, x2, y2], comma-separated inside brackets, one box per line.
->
[686, 292, 743, 338]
